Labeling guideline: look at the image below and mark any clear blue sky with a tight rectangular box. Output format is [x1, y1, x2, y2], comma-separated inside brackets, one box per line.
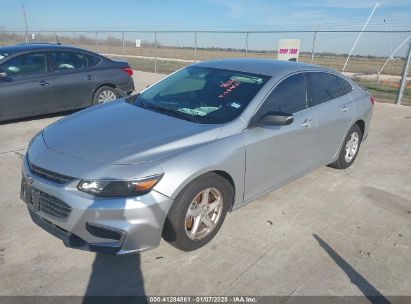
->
[0, 0, 410, 56]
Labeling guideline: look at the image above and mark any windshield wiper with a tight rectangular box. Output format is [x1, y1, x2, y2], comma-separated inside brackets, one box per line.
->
[144, 103, 200, 123]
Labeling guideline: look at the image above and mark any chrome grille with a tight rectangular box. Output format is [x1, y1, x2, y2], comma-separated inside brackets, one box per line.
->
[29, 161, 74, 185]
[39, 192, 72, 220]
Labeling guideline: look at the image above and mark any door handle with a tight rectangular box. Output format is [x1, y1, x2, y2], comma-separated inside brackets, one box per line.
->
[341, 105, 349, 112]
[39, 80, 52, 86]
[302, 119, 313, 127]
[85, 75, 94, 80]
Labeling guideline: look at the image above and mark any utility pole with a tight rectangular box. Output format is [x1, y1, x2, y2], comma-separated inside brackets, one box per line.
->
[311, 26, 319, 64]
[154, 31, 157, 74]
[122, 31, 125, 58]
[245, 32, 249, 57]
[194, 31, 197, 62]
[396, 39, 411, 105]
[22, 4, 28, 43]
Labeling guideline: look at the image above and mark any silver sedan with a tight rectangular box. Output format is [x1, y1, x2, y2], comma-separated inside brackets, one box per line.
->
[21, 58, 373, 254]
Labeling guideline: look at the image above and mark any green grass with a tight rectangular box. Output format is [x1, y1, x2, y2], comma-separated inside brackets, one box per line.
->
[354, 80, 411, 106]
[107, 56, 187, 74]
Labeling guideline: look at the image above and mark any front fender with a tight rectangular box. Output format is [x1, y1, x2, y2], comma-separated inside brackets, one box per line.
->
[153, 133, 245, 208]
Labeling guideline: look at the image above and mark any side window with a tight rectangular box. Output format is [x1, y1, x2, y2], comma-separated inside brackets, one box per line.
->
[308, 72, 341, 107]
[0, 52, 47, 77]
[50, 51, 88, 71]
[258, 73, 307, 115]
[338, 77, 352, 96]
[86, 54, 101, 67]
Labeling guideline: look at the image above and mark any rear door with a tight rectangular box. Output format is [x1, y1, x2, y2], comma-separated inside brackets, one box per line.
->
[307, 72, 355, 165]
[243, 73, 317, 202]
[0, 51, 56, 121]
[49, 50, 101, 110]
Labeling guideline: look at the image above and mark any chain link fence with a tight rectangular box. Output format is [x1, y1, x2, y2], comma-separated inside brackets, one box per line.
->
[1, 30, 410, 105]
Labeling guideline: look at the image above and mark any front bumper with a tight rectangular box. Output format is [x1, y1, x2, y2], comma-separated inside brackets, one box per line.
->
[21, 156, 173, 254]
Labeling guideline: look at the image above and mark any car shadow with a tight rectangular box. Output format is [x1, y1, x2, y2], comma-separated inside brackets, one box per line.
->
[312, 234, 390, 304]
[82, 253, 147, 303]
[79, 194, 172, 303]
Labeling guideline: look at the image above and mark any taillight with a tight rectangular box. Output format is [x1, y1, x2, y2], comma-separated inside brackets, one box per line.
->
[370, 96, 375, 106]
[121, 67, 133, 77]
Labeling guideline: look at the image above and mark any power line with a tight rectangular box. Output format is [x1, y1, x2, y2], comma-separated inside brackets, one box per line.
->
[22, 4, 28, 43]
[342, 0, 381, 72]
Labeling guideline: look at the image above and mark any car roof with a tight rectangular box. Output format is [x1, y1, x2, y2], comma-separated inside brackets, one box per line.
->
[0, 43, 95, 56]
[193, 58, 329, 77]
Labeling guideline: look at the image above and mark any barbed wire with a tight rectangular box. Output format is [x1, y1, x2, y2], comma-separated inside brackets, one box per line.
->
[2, 29, 411, 33]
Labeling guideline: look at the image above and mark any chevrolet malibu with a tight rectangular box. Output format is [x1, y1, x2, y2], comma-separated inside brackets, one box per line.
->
[21, 59, 373, 254]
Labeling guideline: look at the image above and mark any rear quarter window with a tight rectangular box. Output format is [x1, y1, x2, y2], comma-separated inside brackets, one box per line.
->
[86, 54, 102, 67]
[338, 77, 353, 96]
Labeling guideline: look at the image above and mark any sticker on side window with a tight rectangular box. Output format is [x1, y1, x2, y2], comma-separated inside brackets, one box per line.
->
[230, 102, 241, 109]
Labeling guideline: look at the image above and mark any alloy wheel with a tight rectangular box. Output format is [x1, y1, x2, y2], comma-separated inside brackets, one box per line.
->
[185, 187, 224, 240]
[344, 131, 359, 163]
[97, 90, 117, 104]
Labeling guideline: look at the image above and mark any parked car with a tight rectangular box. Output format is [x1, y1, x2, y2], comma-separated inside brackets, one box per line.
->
[21, 59, 373, 254]
[0, 43, 134, 122]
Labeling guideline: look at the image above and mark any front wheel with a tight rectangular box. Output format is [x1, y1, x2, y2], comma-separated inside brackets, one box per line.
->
[162, 173, 233, 251]
[329, 124, 363, 169]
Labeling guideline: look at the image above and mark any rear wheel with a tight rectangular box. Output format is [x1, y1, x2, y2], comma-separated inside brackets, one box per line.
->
[162, 173, 233, 251]
[92, 86, 118, 105]
[329, 124, 363, 169]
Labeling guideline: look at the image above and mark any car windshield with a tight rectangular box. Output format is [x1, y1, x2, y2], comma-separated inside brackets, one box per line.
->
[131, 66, 270, 124]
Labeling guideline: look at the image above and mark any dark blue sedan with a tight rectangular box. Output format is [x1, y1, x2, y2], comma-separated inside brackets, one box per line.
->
[0, 43, 134, 122]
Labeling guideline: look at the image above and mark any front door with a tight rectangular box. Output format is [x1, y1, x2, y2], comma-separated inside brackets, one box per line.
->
[243, 73, 317, 202]
[0, 51, 56, 121]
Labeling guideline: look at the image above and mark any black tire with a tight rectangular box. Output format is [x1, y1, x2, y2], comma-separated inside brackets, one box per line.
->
[329, 124, 363, 169]
[162, 173, 233, 251]
[92, 86, 118, 105]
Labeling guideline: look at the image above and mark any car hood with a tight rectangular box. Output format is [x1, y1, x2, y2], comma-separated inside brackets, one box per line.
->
[42, 101, 222, 165]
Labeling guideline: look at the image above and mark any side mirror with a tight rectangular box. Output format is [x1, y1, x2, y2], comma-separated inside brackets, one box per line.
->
[253, 111, 294, 126]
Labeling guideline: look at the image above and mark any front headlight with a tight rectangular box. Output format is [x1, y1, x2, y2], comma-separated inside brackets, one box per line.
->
[77, 174, 163, 197]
